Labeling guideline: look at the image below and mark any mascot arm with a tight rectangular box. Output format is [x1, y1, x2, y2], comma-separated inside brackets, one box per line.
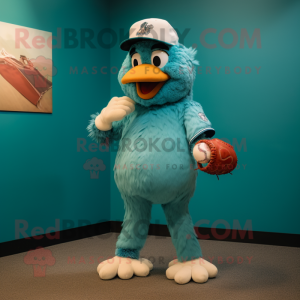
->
[87, 113, 124, 145]
[183, 101, 238, 176]
[183, 100, 215, 160]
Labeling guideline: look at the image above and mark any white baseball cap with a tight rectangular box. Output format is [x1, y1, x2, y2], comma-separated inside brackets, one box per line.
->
[120, 18, 179, 51]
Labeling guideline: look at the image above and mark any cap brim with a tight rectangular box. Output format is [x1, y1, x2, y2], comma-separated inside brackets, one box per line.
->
[120, 37, 174, 51]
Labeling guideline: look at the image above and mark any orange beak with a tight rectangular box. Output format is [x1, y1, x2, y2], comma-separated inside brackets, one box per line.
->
[121, 64, 170, 100]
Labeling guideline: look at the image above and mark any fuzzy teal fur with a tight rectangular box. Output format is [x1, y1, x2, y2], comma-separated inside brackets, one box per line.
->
[115, 248, 139, 259]
[87, 42, 215, 262]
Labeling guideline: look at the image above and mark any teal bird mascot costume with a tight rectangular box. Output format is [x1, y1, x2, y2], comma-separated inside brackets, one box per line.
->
[88, 19, 237, 284]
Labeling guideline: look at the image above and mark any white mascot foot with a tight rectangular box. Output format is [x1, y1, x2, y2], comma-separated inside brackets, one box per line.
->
[97, 256, 153, 280]
[166, 258, 218, 284]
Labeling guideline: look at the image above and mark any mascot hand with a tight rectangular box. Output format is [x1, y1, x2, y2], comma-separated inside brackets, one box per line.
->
[95, 96, 135, 131]
[193, 142, 211, 164]
[194, 139, 238, 176]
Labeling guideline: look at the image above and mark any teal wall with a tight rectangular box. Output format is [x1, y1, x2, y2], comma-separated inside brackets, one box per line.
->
[1, 0, 299, 245]
[0, 0, 111, 243]
[109, 0, 300, 234]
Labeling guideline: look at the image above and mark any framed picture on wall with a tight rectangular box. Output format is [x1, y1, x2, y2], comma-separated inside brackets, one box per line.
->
[0, 21, 53, 113]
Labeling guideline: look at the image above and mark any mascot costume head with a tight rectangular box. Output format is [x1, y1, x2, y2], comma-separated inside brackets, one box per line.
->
[118, 19, 198, 107]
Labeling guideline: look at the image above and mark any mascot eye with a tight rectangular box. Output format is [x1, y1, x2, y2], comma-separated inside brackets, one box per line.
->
[131, 53, 142, 67]
[151, 50, 169, 68]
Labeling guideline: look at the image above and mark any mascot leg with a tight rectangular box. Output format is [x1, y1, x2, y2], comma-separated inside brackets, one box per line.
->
[97, 194, 153, 280]
[162, 195, 218, 284]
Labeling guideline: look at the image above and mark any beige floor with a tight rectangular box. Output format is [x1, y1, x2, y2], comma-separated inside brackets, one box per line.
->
[0, 233, 299, 300]
[0, 74, 52, 113]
